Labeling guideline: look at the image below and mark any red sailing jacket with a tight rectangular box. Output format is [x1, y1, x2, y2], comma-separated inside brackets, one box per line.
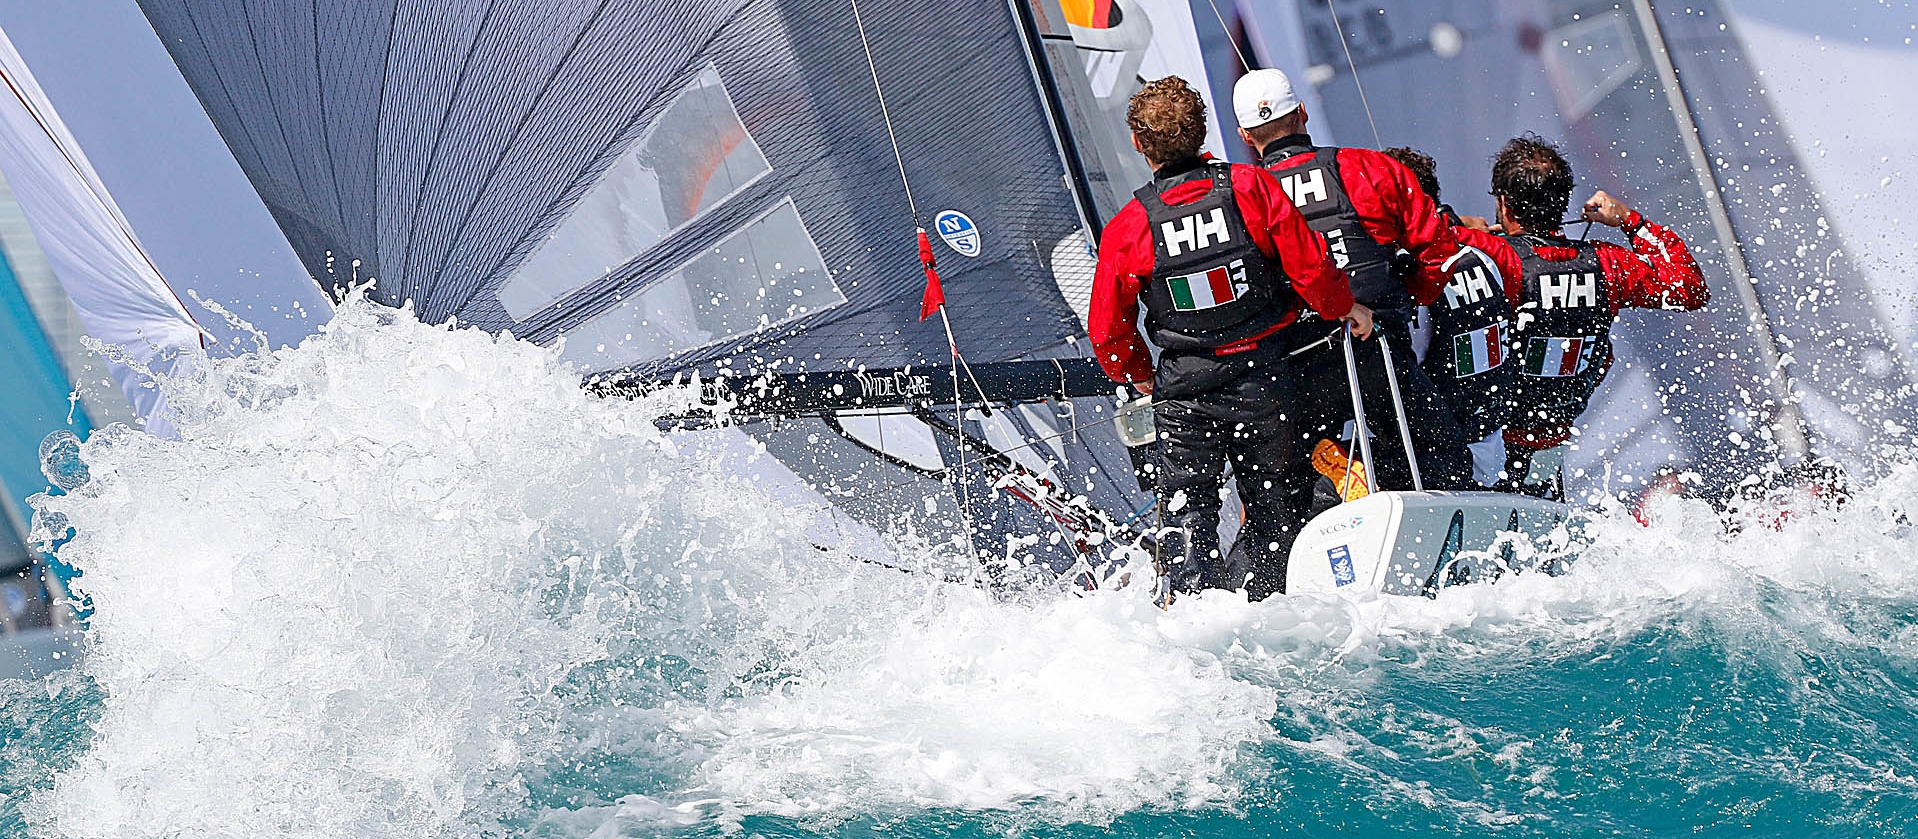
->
[1456, 213, 1709, 448]
[1090, 160, 1353, 386]
[1262, 140, 1462, 307]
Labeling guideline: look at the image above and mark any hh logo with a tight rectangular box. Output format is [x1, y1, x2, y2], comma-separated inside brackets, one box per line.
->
[1161, 207, 1230, 257]
[1539, 272, 1599, 309]
[1280, 167, 1330, 207]
[1443, 263, 1497, 309]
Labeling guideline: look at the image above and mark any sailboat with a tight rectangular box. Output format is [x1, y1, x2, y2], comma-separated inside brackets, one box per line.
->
[130, 0, 1167, 586]
[122, 0, 1636, 599]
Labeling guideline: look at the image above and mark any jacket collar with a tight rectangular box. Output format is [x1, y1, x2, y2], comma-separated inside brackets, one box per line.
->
[1257, 133, 1316, 166]
[1150, 155, 1214, 191]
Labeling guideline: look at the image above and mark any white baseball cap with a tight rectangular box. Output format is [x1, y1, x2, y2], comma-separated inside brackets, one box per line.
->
[1232, 68, 1300, 129]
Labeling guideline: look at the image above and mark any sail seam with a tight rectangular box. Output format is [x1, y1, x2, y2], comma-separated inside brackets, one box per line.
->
[397, 0, 502, 309]
[430, 0, 616, 321]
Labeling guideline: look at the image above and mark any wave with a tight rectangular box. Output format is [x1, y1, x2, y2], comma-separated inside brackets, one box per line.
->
[18, 298, 1918, 837]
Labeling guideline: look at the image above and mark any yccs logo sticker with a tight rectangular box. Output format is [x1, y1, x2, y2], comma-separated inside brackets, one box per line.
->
[935, 210, 981, 258]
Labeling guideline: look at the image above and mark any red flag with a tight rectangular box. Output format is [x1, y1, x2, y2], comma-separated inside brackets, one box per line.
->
[917, 227, 945, 321]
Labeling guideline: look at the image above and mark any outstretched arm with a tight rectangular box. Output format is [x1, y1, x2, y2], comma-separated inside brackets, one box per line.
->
[1241, 166, 1357, 326]
[1351, 149, 1462, 305]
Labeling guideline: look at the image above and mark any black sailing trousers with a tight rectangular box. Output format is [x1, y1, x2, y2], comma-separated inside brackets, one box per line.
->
[1284, 313, 1477, 502]
[1152, 342, 1301, 601]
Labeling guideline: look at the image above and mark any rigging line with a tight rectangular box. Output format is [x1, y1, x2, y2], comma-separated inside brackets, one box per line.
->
[846, 0, 984, 559]
[937, 303, 975, 547]
[1322, 0, 1383, 150]
[848, 0, 918, 221]
[1201, 0, 1252, 72]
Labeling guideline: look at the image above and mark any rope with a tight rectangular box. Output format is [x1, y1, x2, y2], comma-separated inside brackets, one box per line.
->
[1201, 0, 1253, 72]
[1323, 0, 1383, 150]
[848, 0, 985, 557]
[848, 0, 918, 221]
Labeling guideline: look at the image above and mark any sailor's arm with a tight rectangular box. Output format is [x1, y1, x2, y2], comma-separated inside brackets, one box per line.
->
[1583, 191, 1709, 313]
[1240, 166, 1367, 337]
[1349, 148, 1461, 305]
[1089, 204, 1156, 390]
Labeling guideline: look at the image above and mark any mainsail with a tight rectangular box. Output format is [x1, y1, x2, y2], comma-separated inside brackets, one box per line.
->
[137, 0, 1155, 574]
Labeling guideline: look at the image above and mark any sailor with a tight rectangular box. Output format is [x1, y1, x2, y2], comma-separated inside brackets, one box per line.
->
[1089, 76, 1369, 601]
[1381, 146, 1519, 486]
[1480, 134, 1710, 498]
[1230, 69, 1477, 509]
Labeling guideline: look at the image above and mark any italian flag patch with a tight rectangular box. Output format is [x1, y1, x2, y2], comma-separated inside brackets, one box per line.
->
[1166, 260, 1244, 311]
[1450, 321, 1506, 378]
[1522, 335, 1597, 377]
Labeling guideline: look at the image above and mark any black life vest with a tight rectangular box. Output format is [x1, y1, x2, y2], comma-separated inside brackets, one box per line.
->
[1263, 145, 1403, 311]
[1501, 233, 1614, 432]
[1134, 163, 1295, 351]
[1419, 242, 1517, 440]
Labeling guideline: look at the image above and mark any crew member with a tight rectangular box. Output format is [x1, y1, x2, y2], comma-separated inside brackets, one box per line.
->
[1484, 134, 1709, 498]
[1382, 146, 1519, 486]
[1089, 76, 1368, 601]
[1231, 69, 1476, 509]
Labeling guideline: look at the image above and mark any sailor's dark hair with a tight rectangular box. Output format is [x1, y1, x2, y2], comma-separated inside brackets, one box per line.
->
[1127, 76, 1208, 163]
[1491, 134, 1574, 232]
[1383, 146, 1440, 201]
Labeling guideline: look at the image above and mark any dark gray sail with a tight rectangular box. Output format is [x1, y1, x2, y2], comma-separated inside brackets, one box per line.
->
[137, 0, 1153, 575]
[139, 0, 1101, 378]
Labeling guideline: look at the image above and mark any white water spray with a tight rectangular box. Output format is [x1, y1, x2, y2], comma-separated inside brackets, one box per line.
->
[23, 298, 1918, 837]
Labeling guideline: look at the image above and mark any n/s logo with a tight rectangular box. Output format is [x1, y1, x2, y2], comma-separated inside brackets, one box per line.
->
[935, 210, 981, 258]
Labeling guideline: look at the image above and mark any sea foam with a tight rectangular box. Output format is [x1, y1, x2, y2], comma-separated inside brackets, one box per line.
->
[23, 298, 1918, 837]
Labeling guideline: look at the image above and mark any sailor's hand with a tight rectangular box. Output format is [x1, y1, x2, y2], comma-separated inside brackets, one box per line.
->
[1132, 379, 1154, 396]
[1582, 190, 1633, 227]
[1342, 303, 1375, 341]
[1457, 214, 1493, 232]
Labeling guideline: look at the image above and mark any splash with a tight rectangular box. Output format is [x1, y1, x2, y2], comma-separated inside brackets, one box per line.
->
[22, 300, 1280, 836]
[19, 298, 1918, 838]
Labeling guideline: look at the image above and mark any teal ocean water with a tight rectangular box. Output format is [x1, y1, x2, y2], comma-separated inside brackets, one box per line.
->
[4, 301, 1915, 838]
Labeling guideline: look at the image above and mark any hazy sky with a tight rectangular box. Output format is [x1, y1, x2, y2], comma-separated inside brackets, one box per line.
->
[0, 0, 327, 351]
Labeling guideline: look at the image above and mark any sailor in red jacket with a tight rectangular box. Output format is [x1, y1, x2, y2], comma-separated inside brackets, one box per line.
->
[1382, 146, 1520, 484]
[1089, 76, 1367, 602]
[1474, 135, 1710, 499]
[1231, 69, 1477, 512]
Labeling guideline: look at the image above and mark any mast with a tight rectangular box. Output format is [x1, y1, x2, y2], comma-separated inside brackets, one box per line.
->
[1006, 0, 1104, 244]
[1628, 0, 1813, 464]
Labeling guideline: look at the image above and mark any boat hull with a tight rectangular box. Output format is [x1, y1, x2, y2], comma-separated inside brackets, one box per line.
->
[1285, 491, 1572, 597]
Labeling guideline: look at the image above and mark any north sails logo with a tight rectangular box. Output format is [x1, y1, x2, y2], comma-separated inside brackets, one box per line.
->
[854, 370, 934, 400]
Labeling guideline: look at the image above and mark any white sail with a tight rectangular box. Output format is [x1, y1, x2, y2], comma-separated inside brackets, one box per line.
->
[0, 25, 201, 437]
